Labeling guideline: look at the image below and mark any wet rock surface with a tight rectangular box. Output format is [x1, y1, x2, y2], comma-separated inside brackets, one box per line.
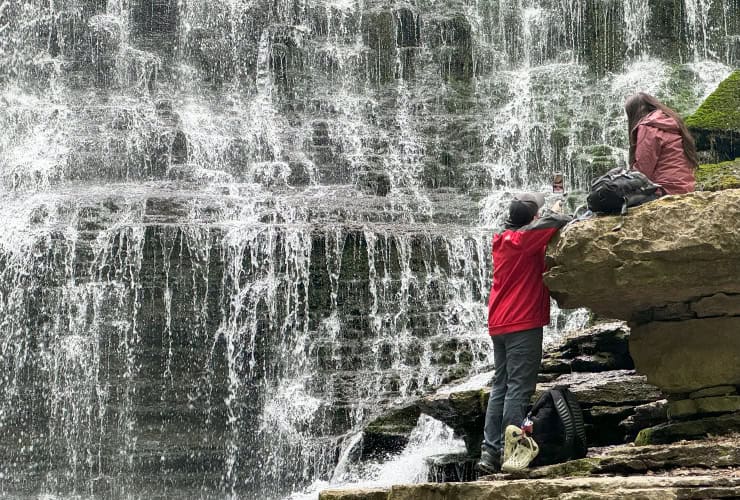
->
[0, 186, 492, 497]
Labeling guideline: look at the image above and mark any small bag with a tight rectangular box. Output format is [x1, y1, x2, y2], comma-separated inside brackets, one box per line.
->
[587, 167, 661, 215]
[527, 386, 588, 466]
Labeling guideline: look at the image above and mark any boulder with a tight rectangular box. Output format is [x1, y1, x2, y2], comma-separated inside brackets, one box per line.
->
[544, 189, 740, 321]
[536, 370, 662, 407]
[540, 321, 633, 374]
[629, 318, 740, 394]
[618, 399, 668, 441]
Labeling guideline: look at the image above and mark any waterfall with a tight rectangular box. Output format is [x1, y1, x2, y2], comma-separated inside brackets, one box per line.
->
[0, 0, 735, 498]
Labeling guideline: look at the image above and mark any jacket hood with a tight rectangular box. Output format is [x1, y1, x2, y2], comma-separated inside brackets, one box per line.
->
[638, 109, 680, 134]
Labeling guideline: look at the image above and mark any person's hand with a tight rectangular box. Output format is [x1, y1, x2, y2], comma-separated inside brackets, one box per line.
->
[551, 200, 563, 213]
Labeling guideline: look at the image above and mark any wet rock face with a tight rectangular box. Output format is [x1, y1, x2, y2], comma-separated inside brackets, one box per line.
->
[0, 0, 737, 497]
[0, 190, 491, 497]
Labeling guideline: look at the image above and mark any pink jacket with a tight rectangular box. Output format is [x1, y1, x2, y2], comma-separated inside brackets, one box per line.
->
[631, 110, 695, 195]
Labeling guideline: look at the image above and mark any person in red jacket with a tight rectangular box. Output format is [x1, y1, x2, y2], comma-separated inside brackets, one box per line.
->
[477, 193, 572, 474]
[625, 93, 698, 195]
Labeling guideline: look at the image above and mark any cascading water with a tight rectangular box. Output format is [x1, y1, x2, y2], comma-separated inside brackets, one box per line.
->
[0, 0, 736, 498]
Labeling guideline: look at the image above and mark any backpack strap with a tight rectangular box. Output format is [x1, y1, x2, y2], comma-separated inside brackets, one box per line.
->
[529, 389, 553, 416]
[551, 388, 576, 449]
[562, 389, 588, 452]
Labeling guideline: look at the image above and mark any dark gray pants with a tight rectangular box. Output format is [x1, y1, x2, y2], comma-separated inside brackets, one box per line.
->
[482, 327, 543, 457]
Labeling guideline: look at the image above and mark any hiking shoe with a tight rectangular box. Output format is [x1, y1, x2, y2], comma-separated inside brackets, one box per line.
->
[476, 449, 501, 474]
[503, 424, 524, 463]
[501, 436, 539, 472]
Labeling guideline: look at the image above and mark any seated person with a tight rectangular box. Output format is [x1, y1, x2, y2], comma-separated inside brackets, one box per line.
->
[624, 92, 698, 195]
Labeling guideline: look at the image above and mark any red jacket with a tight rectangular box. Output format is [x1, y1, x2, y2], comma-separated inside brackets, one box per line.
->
[488, 213, 571, 336]
[631, 110, 695, 195]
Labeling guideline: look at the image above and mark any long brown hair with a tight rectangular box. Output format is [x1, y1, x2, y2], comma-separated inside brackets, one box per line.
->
[625, 92, 698, 168]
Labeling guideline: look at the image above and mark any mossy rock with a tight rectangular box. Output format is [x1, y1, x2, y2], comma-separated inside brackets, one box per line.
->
[695, 157, 740, 191]
[686, 70, 740, 131]
[634, 411, 740, 445]
[686, 71, 740, 161]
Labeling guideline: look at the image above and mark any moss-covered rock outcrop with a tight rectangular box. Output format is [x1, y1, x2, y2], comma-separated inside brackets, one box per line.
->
[696, 157, 740, 191]
[686, 70, 740, 161]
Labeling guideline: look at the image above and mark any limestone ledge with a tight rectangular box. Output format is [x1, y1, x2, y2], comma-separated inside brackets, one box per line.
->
[320, 474, 740, 500]
[321, 436, 740, 499]
[544, 189, 740, 321]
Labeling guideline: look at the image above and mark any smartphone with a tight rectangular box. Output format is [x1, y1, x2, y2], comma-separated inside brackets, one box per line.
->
[552, 173, 564, 194]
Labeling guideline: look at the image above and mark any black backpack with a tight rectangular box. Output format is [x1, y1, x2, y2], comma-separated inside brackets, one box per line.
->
[586, 167, 661, 215]
[527, 386, 587, 466]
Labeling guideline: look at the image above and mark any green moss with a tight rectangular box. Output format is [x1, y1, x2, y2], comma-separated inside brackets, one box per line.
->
[695, 157, 740, 191]
[634, 427, 653, 446]
[685, 70, 740, 131]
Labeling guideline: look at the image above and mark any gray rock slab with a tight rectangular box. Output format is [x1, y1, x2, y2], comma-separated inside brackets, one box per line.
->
[630, 318, 740, 394]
